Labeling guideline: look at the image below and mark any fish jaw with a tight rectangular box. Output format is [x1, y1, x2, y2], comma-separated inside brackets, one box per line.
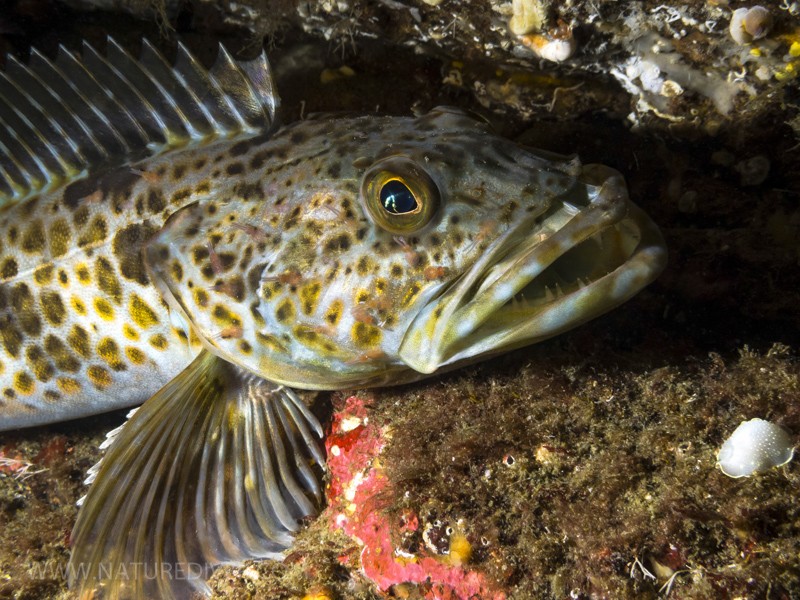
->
[398, 165, 667, 374]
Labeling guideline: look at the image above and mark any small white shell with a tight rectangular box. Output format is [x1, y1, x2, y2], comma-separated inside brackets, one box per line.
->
[729, 6, 772, 45]
[717, 418, 794, 478]
[536, 37, 576, 63]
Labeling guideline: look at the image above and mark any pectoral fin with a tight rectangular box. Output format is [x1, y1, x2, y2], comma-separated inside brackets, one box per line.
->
[69, 349, 324, 599]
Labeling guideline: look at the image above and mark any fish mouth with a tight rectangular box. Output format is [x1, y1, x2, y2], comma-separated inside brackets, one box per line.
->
[398, 166, 668, 374]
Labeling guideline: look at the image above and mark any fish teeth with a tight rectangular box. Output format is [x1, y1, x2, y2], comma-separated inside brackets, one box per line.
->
[544, 286, 555, 302]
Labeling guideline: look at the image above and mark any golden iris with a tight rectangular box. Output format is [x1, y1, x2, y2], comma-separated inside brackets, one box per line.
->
[360, 156, 439, 234]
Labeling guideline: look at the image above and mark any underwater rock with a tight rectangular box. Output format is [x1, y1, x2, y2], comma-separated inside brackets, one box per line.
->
[717, 418, 794, 478]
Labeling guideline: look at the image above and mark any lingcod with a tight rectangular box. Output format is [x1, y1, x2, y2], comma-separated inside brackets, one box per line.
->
[0, 39, 667, 598]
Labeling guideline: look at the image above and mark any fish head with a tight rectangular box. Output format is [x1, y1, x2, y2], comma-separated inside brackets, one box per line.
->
[147, 107, 666, 387]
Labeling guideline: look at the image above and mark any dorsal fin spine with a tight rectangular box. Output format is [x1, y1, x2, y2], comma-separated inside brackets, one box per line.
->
[0, 38, 279, 208]
[26, 48, 93, 165]
[56, 45, 134, 154]
[1, 59, 78, 177]
[0, 104, 49, 189]
[212, 44, 261, 135]
[81, 41, 158, 147]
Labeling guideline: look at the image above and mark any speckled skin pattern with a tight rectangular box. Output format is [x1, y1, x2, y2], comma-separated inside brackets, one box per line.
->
[0, 106, 660, 429]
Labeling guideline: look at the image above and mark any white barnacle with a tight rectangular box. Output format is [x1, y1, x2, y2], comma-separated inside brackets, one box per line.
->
[717, 418, 794, 478]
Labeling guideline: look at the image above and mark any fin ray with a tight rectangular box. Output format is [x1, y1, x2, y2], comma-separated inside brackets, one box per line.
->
[69, 350, 323, 600]
[0, 38, 279, 208]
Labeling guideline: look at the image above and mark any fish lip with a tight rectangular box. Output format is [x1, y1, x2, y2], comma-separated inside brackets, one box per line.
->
[398, 172, 667, 374]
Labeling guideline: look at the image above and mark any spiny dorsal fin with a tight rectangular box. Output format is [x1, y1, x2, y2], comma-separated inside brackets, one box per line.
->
[0, 38, 279, 207]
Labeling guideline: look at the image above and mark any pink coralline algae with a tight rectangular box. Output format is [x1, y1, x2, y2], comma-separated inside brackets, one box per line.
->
[325, 395, 506, 599]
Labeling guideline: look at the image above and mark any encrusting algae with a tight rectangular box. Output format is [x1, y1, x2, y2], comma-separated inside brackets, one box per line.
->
[0, 37, 665, 599]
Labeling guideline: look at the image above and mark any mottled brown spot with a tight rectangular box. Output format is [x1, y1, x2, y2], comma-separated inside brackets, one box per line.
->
[211, 304, 242, 328]
[33, 264, 53, 285]
[93, 297, 115, 320]
[250, 303, 265, 327]
[356, 256, 374, 276]
[97, 337, 126, 371]
[95, 257, 122, 303]
[148, 334, 168, 350]
[325, 299, 344, 326]
[57, 377, 81, 394]
[113, 223, 158, 285]
[325, 233, 352, 253]
[229, 138, 254, 157]
[45, 335, 81, 372]
[75, 263, 91, 284]
[233, 182, 262, 201]
[129, 294, 159, 329]
[43, 389, 61, 402]
[72, 206, 89, 230]
[171, 188, 192, 205]
[41, 290, 66, 326]
[49, 219, 71, 258]
[290, 130, 307, 144]
[67, 325, 91, 358]
[78, 215, 107, 248]
[71, 296, 87, 316]
[147, 190, 166, 213]
[275, 299, 295, 324]
[192, 245, 209, 265]
[10, 283, 40, 335]
[195, 182, 211, 195]
[125, 346, 147, 364]
[300, 281, 322, 315]
[87, 365, 112, 389]
[26, 345, 53, 382]
[1, 258, 18, 279]
[194, 288, 209, 308]
[14, 371, 35, 395]
[0, 317, 23, 357]
[171, 261, 183, 282]
[226, 162, 244, 176]
[250, 149, 271, 170]
[352, 321, 382, 348]
[21, 220, 46, 254]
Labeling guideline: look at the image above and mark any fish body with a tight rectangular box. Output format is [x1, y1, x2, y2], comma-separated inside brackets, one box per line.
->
[0, 40, 667, 598]
[0, 105, 662, 428]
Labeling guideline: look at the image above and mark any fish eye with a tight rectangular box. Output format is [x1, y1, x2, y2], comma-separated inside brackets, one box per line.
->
[380, 179, 419, 215]
[361, 156, 439, 234]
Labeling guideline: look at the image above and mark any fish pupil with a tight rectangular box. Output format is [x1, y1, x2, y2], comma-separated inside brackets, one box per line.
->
[380, 179, 418, 214]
